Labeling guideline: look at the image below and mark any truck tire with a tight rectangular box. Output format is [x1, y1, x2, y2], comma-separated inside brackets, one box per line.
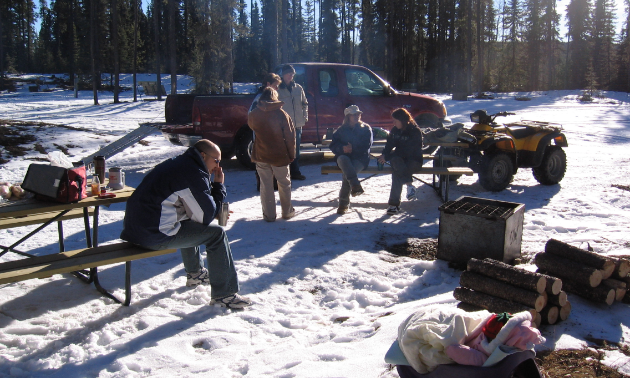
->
[415, 113, 440, 154]
[533, 146, 566, 185]
[478, 152, 514, 192]
[235, 129, 256, 170]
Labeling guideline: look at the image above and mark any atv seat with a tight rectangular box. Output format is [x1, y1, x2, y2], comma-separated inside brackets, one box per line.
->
[507, 126, 539, 139]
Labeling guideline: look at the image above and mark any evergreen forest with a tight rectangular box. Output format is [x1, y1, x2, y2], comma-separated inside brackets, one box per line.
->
[2, 0, 630, 95]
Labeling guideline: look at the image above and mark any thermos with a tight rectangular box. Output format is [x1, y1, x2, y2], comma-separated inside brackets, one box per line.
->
[218, 202, 229, 226]
[108, 167, 125, 190]
[94, 156, 106, 183]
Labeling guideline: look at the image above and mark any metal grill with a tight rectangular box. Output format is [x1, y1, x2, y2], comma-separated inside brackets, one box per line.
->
[439, 199, 514, 220]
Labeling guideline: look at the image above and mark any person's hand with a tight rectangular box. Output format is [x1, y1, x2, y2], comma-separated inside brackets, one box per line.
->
[343, 143, 352, 154]
[377, 155, 386, 164]
[213, 166, 224, 183]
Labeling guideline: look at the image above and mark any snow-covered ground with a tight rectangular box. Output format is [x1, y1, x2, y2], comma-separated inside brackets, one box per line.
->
[1, 74, 630, 377]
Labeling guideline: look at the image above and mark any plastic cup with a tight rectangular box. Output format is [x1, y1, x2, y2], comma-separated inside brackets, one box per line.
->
[377, 161, 384, 171]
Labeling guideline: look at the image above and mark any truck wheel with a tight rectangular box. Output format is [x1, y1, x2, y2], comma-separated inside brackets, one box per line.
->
[415, 113, 440, 155]
[478, 152, 514, 192]
[235, 129, 256, 170]
[533, 146, 566, 185]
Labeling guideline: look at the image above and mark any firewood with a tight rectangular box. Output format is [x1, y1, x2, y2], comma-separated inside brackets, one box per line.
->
[453, 287, 537, 318]
[622, 289, 630, 304]
[534, 253, 602, 288]
[611, 257, 630, 279]
[538, 272, 562, 295]
[540, 306, 559, 325]
[545, 239, 615, 279]
[460, 271, 547, 312]
[602, 278, 627, 301]
[559, 301, 572, 321]
[467, 258, 547, 294]
[548, 291, 568, 307]
[561, 279, 615, 305]
[533, 312, 542, 328]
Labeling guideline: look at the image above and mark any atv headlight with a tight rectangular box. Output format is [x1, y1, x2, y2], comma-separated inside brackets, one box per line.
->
[471, 114, 480, 123]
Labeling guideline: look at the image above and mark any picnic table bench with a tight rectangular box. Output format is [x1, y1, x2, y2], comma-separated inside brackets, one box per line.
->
[0, 187, 177, 306]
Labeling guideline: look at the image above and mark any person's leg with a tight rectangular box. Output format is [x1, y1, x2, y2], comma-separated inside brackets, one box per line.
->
[336, 155, 354, 207]
[272, 164, 294, 218]
[256, 162, 277, 221]
[145, 221, 239, 298]
[389, 156, 406, 206]
[290, 127, 303, 177]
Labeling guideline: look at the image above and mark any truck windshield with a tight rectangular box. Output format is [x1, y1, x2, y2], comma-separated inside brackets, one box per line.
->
[345, 69, 384, 96]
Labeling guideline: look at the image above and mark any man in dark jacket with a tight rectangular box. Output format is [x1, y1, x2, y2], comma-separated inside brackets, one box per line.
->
[377, 108, 424, 215]
[120, 139, 251, 309]
[329, 105, 373, 215]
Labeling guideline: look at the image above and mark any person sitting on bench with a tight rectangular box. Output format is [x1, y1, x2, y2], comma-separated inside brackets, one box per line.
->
[329, 105, 373, 215]
[377, 108, 424, 215]
[120, 139, 252, 309]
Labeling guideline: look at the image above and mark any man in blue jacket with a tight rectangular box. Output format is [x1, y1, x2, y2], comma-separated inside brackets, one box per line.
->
[120, 139, 251, 309]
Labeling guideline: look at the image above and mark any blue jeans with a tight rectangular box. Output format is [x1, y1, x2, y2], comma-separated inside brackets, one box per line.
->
[388, 156, 424, 206]
[144, 221, 239, 299]
[290, 127, 302, 176]
[337, 155, 365, 207]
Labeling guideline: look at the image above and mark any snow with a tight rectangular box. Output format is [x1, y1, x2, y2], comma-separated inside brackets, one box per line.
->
[1, 74, 630, 377]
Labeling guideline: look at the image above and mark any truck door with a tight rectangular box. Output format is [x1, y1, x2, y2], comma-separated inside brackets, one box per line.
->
[311, 67, 346, 140]
[343, 68, 402, 131]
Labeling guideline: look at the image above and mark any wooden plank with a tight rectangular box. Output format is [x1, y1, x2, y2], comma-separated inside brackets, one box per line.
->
[0, 245, 177, 285]
[320, 165, 473, 175]
[0, 207, 95, 230]
[320, 151, 456, 162]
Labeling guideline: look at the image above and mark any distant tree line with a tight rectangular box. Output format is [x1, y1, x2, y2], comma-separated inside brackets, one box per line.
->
[2, 0, 630, 96]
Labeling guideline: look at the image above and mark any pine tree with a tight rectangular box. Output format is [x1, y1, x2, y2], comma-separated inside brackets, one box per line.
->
[566, 0, 592, 89]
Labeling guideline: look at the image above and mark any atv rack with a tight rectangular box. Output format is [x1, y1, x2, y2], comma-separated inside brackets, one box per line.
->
[505, 120, 563, 131]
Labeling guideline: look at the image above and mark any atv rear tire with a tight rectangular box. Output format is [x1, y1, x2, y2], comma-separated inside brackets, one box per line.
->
[235, 129, 256, 170]
[533, 146, 566, 185]
[479, 152, 514, 192]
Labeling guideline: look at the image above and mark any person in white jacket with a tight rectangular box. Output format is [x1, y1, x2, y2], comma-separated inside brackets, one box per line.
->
[277, 64, 308, 180]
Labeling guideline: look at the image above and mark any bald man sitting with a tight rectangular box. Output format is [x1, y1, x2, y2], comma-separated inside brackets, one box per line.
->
[120, 139, 252, 309]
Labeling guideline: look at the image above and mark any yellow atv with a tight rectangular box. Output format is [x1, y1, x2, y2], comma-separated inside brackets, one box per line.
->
[440, 110, 568, 192]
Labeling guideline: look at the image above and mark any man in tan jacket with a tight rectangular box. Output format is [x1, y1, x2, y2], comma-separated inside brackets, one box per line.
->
[277, 64, 308, 180]
[248, 87, 297, 222]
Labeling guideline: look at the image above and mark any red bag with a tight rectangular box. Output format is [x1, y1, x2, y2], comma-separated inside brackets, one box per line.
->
[22, 163, 88, 203]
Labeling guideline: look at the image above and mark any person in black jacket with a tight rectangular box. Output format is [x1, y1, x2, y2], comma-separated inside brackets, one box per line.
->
[329, 105, 373, 215]
[120, 139, 251, 309]
[377, 108, 424, 215]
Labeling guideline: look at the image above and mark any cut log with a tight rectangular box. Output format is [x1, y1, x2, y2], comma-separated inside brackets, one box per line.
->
[534, 253, 602, 287]
[453, 287, 537, 318]
[533, 312, 542, 329]
[548, 291, 568, 307]
[602, 278, 628, 302]
[460, 271, 547, 312]
[559, 301, 572, 321]
[456, 301, 486, 313]
[561, 279, 615, 305]
[623, 289, 630, 304]
[467, 258, 547, 294]
[540, 306, 559, 325]
[611, 257, 630, 279]
[545, 239, 615, 279]
[538, 272, 563, 295]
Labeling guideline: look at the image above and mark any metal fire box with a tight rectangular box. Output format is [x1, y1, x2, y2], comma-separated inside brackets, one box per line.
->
[437, 196, 525, 265]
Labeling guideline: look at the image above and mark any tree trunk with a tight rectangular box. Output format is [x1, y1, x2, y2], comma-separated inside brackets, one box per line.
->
[548, 291, 568, 307]
[540, 306, 559, 325]
[538, 272, 563, 295]
[169, 0, 177, 95]
[559, 301, 571, 321]
[545, 239, 615, 279]
[561, 279, 615, 305]
[602, 278, 627, 301]
[467, 258, 547, 294]
[534, 253, 602, 288]
[453, 287, 537, 318]
[112, 0, 120, 103]
[611, 257, 630, 279]
[460, 271, 547, 312]
[154, 0, 162, 101]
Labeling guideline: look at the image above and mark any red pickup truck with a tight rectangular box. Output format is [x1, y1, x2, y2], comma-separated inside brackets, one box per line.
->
[161, 63, 450, 168]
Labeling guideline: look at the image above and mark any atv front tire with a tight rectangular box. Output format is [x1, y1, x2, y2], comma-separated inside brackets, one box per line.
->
[533, 146, 566, 185]
[479, 152, 514, 192]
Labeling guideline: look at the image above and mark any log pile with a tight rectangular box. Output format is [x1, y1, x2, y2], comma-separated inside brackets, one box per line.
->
[533, 239, 630, 307]
[453, 257, 570, 327]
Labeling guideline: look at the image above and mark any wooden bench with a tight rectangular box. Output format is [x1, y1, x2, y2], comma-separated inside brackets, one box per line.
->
[321, 165, 474, 202]
[0, 242, 177, 306]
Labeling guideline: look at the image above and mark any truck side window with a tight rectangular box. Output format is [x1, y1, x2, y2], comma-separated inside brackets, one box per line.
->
[345, 69, 383, 96]
[319, 69, 338, 97]
[294, 65, 307, 91]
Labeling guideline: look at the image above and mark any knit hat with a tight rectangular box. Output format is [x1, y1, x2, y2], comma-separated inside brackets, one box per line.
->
[344, 105, 363, 116]
[281, 64, 296, 75]
[482, 312, 512, 341]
